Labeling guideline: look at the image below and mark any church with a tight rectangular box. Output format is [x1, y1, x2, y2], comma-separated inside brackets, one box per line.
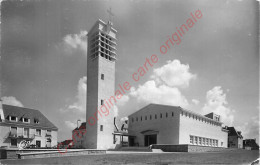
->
[79, 18, 228, 150]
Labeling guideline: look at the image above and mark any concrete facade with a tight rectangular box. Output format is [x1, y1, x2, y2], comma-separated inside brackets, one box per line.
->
[84, 19, 117, 149]
[128, 104, 228, 148]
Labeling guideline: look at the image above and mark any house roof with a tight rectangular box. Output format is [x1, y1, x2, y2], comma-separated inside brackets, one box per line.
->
[1, 104, 58, 131]
[227, 127, 243, 138]
[73, 122, 86, 131]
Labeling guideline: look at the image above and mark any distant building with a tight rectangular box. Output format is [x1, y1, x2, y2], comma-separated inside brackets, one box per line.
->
[227, 127, 243, 148]
[72, 122, 86, 148]
[243, 139, 259, 150]
[128, 104, 228, 148]
[0, 101, 58, 148]
[58, 139, 73, 149]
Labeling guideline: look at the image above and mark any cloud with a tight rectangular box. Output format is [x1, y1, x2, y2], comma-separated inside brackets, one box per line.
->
[236, 116, 259, 141]
[65, 121, 77, 130]
[129, 60, 196, 108]
[116, 95, 129, 106]
[114, 105, 119, 117]
[192, 99, 200, 105]
[57, 31, 88, 55]
[202, 86, 235, 126]
[1, 96, 24, 107]
[60, 76, 86, 113]
[68, 76, 87, 113]
[130, 80, 188, 107]
[152, 60, 196, 88]
[120, 116, 128, 122]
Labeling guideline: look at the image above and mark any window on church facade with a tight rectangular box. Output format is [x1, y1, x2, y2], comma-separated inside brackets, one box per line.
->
[172, 112, 174, 117]
[202, 138, 205, 145]
[190, 136, 194, 144]
[150, 115, 152, 120]
[194, 137, 198, 145]
[160, 113, 162, 118]
[166, 113, 168, 118]
[101, 74, 104, 80]
[100, 125, 103, 131]
[101, 100, 104, 105]
[155, 114, 157, 119]
[198, 137, 202, 145]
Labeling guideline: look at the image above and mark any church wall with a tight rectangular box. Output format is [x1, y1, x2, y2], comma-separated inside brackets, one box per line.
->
[179, 112, 228, 148]
[128, 105, 181, 146]
[85, 55, 99, 149]
[96, 56, 116, 149]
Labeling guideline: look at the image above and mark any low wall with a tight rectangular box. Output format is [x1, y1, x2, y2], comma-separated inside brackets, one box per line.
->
[0, 148, 105, 159]
[151, 144, 226, 152]
[18, 149, 106, 159]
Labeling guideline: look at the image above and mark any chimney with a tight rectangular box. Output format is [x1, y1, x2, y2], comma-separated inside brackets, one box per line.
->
[0, 99, 4, 122]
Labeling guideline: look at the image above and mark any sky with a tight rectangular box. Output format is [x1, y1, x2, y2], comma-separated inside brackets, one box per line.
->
[1, 0, 259, 143]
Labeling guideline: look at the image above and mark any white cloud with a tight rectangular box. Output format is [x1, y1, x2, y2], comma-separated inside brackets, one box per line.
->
[202, 86, 235, 126]
[152, 60, 196, 88]
[130, 80, 188, 107]
[65, 121, 77, 130]
[68, 76, 87, 113]
[236, 116, 259, 141]
[116, 95, 129, 106]
[57, 31, 88, 55]
[192, 99, 200, 105]
[60, 76, 86, 113]
[1, 96, 24, 107]
[114, 105, 119, 117]
[120, 116, 128, 122]
[129, 60, 196, 108]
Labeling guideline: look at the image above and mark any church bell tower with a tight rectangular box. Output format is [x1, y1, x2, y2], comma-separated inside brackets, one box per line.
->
[85, 19, 117, 149]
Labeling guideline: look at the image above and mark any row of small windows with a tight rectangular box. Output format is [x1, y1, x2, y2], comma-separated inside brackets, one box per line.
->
[181, 111, 220, 126]
[190, 135, 220, 147]
[5, 116, 39, 124]
[131, 112, 174, 123]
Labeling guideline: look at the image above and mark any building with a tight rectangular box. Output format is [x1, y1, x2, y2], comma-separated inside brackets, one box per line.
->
[72, 122, 86, 148]
[227, 127, 243, 148]
[0, 102, 58, 148]
[84, 19, 117, 149]
[128, 104, 228, 148]
[243, 139, 259, 150]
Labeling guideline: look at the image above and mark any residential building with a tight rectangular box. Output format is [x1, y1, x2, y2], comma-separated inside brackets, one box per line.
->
[227, 127, 243, 148]
[0, 102, 58, 148]
[243, 139, 259, 150]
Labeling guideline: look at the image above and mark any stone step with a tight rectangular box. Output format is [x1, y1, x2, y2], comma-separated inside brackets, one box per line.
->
[116, 147, 152, 152]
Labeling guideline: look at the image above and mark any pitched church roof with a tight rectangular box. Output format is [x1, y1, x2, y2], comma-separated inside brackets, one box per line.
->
[1, 104, 58, 131]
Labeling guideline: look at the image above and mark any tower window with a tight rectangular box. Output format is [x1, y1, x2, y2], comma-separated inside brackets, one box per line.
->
[172, 112, 174, 117]
[160, 113, 162, 118]
[101, 100, 104, 105]
[166, 113, 168, 118]
[100, 125, 103, 131]
[155, 114, 157, 119]
[101, 74, 104, 80]
[150, 115, 152, 120]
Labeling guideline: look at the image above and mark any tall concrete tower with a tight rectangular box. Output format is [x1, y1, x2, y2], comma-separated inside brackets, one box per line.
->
[85, 19, 117, 149]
